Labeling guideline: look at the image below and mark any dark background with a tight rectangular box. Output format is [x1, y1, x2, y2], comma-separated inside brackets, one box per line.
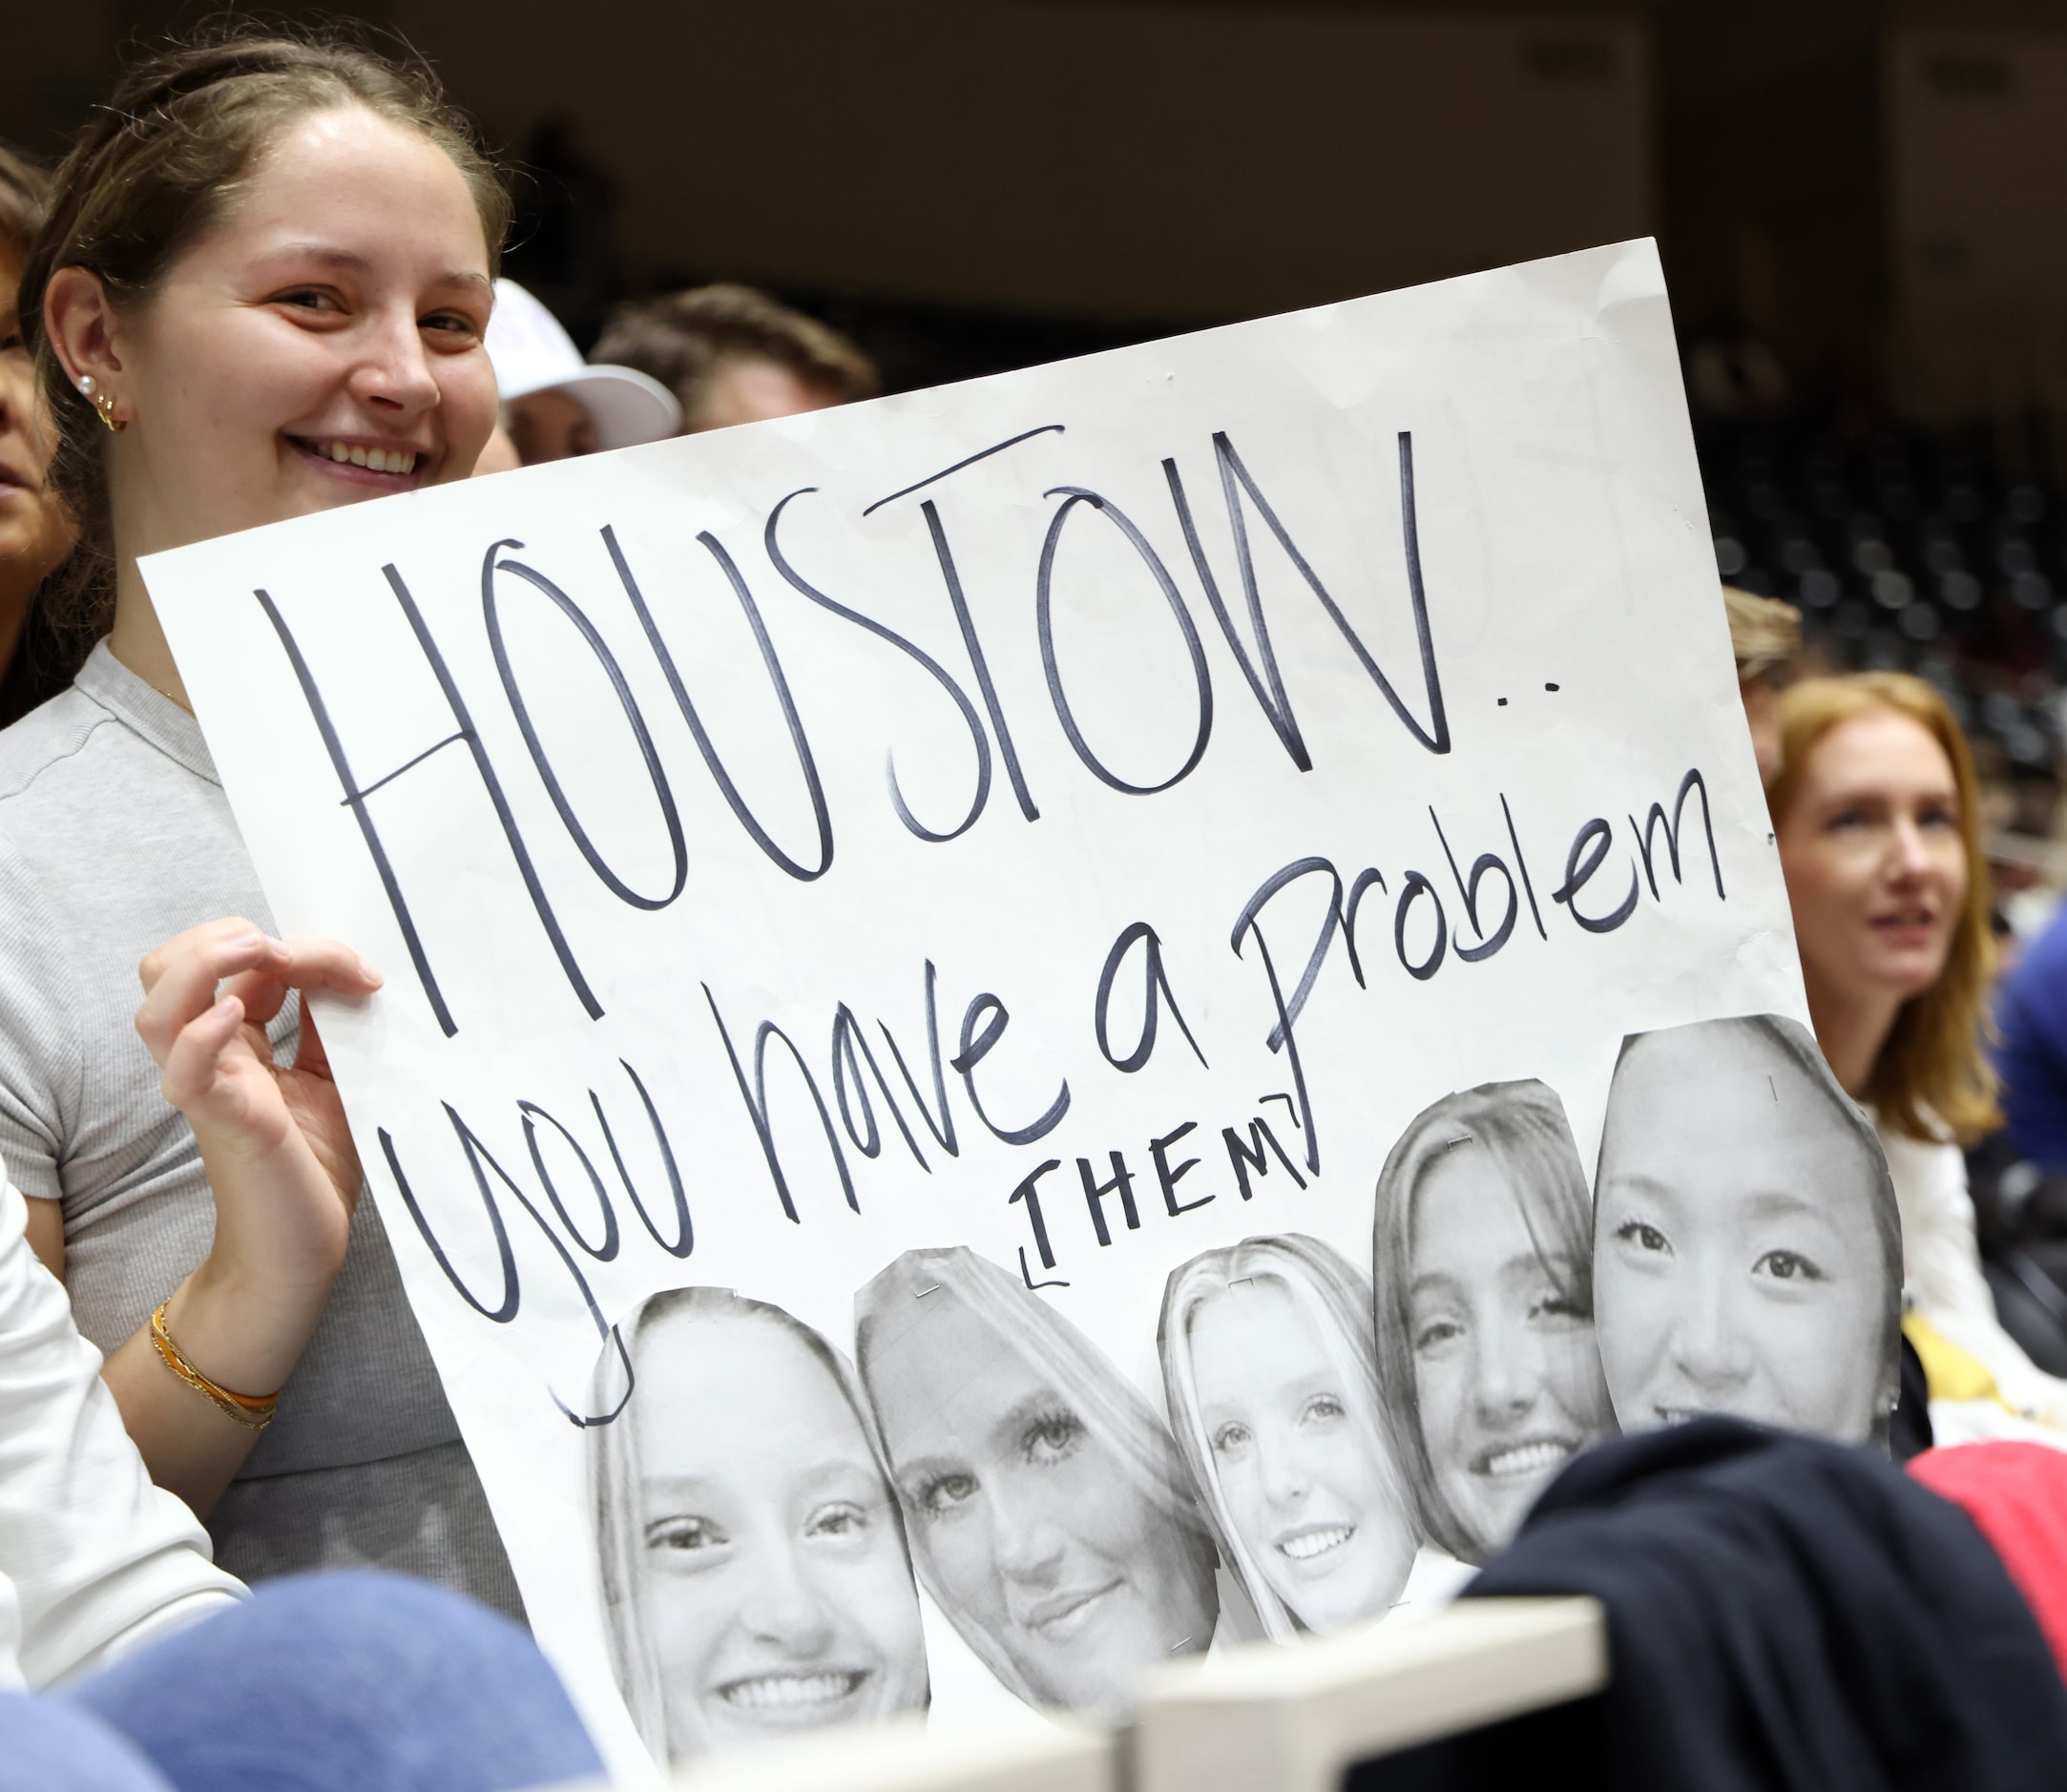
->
[0, 0, 2029, 408]
[13, 1, 2067, 811]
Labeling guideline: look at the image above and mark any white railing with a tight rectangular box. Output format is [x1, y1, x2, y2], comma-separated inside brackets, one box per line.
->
[556, 1594, 1608, 1792]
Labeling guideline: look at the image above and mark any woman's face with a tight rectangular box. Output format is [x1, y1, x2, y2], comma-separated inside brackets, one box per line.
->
[1407, 1146, 1614, 1555]
[1776, 710, 1967, 1014]
[1185, 1278, 1415, 1631]
[866, 1286, 1215, 1710]
[632, 1308, 928, 1758]
[103, 106, 496, 560]
[1593, 1025, 1892, 1443]
[0, 245, 75, 623]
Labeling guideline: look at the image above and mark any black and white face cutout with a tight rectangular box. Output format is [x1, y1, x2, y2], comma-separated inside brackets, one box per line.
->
[1179, 1273, 1416, 1631]
[1405, 1141, 1616, 1550]
[1593, 1015, 1900, 1444]
[619, 1299, 929, 1758]
[1372, 1080, 1617, 1564]
[859, 1257, 1218, 1712]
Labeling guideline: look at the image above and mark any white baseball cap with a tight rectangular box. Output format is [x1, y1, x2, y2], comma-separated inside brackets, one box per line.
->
[486, 279, 682, 448]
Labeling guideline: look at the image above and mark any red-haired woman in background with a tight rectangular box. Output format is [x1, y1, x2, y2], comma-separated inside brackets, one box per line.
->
[1769, 671, 2067, 1445]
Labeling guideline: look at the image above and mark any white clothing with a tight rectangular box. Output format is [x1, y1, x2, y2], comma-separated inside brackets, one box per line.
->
[1877, 1122, 2067, 1436]
[0, 1175, 240, 1689]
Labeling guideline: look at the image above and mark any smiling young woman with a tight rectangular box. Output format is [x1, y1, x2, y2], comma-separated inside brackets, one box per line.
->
[0, 28, 523, 1610]
[27, 41, 503, 710]
[1769, 672, 2067, 1441]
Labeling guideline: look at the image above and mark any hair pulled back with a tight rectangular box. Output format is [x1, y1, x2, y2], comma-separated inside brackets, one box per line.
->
[17, 22, 511, 667]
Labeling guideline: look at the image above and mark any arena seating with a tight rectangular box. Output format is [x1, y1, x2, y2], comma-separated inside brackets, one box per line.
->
[1702, 420, 2067, 782]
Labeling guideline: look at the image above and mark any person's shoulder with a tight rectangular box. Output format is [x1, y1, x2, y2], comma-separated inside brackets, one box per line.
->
[0, 683, 120, 808]
[0, 673, 205, 875]
[0, 703, 92, 924]
[0, 685, 166, 968]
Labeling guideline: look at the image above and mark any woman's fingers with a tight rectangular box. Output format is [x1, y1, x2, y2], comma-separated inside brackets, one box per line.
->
[261, 938, 382, 995]
[220, 939, 380, 1027]
[157, 991, 251, 1113]
[137, 915, 272, 997]
[136, 924, 382, 1066]
[136, 927, 285, 1061]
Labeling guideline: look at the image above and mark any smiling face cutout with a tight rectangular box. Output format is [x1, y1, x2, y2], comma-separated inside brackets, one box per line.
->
[630, 1303, 928, 1758]
[1183, 1276, 1415, 1631]
[1406, 1143, 1616, 1553]
[1593, 1017, 1897, 1443]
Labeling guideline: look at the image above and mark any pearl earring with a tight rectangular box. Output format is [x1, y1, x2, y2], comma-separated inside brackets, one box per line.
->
[79, 374, 127, 434]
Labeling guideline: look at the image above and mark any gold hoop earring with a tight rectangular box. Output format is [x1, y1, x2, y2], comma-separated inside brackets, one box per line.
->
[77, 374, 127, 434]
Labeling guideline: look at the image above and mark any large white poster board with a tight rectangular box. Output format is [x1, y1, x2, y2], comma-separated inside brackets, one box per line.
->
[144, 240, 1896, 1783]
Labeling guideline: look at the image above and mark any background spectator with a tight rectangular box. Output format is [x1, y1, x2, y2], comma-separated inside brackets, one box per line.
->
[594, 283, 878, 432]
[0, 144, 74, 723]
[483, 277, 679, 465]
[1769, 672, 2067, 1444]
[1993, 896, 2067, 1177]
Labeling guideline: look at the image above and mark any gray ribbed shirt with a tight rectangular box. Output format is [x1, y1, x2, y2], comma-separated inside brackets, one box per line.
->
[0, 643, 519, 1616]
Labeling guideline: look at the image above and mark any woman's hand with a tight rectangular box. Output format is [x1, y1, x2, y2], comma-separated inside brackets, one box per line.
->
[134, 918, 383, 1302]
[102, 918, 383, 1515]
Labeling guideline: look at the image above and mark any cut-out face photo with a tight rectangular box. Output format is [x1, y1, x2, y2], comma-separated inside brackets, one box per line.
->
[1593, 1013, 1902, 1444]
[590, 1290, 929, 1763]
[856, 1247, 1218, 1714]
[1161, 1236, 1418, 1638]
[1373, 1080, 1617, 1562]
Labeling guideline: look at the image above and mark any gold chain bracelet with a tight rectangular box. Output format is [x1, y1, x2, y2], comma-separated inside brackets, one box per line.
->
[148, 1301, 281, 1431]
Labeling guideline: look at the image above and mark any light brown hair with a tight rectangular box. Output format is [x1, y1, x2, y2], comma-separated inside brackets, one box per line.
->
[594, 283, 877, 427]
[1723, 584, 1800, 682]
[1767, 672, 2001, 1145]
[16, 22, 510, 666]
